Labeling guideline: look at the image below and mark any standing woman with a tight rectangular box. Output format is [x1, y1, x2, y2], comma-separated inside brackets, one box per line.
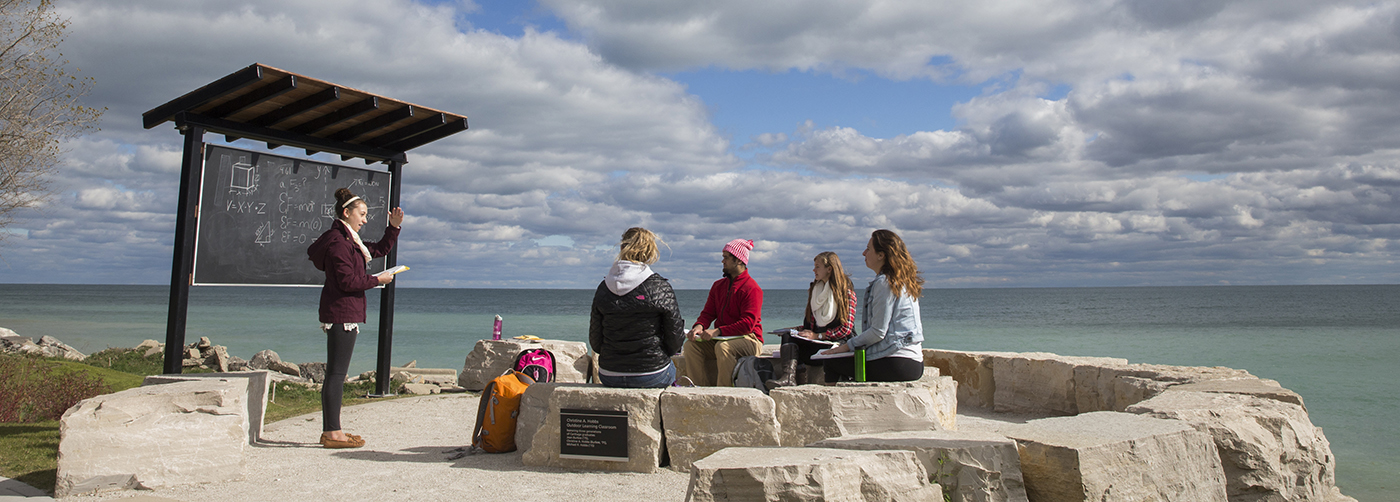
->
[765, 251, 858, 388]
[589, 227, 685, 388]
[818, 229, 924, 383]
[307, 188, 404, 448]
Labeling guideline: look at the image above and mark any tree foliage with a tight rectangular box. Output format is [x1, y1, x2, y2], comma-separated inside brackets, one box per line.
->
[0, 0, 102, 238]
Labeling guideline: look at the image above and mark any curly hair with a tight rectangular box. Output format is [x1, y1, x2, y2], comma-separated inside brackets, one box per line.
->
[617, 227, 662, 264]
[333, 187, 366, 220]
[870, 229, 923, 298]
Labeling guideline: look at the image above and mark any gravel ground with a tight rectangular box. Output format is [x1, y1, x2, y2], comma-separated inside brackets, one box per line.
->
[65, 394, 692, 502]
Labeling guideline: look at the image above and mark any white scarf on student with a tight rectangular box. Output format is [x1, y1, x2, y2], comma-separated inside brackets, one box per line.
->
[810, 281, 838, 326]
[341, 219, 373, 264]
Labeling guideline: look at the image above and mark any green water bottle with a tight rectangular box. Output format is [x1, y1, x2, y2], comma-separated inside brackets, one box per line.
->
[854, 348, 867, 382]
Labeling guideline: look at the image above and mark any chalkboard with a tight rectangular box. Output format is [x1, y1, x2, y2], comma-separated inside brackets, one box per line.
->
[193, 145, 392, 286]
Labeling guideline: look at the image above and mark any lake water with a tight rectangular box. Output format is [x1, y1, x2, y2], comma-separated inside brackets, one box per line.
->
[0, 283, 1394, 499]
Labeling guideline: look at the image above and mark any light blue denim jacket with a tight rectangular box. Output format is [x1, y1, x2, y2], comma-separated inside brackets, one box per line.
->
[847, 275, 923, 360]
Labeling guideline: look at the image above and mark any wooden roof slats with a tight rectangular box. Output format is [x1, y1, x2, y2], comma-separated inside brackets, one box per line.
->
[142, 65, 264, 129]
[328, 105, 414, 142]
[144, 63, 468, 163]
[364, 113, 446, 148]
[385, 117, 468, 152]
[289, 97, 378, 136]
[203, 75, 296, 119]
[249, 86, 340, 128]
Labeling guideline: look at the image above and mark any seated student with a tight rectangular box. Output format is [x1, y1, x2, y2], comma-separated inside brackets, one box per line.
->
[765, 251, 857, 389]
[589, 228, 685, 388]
[682, 239, 764, 386]
[818, 230, 925, 383]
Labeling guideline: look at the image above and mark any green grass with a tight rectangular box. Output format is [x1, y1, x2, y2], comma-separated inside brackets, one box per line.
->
[0, 351, 402, 494]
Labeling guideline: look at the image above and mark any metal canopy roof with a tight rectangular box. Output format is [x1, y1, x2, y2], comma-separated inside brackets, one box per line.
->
[143, 63, 468, 164]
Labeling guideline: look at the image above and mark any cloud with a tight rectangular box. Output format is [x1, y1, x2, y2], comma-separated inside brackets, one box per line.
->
[3, 0, 1397, 288]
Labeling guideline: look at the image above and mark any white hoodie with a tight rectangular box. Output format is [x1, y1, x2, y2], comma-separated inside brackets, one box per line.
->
[605, 260, 654, 295]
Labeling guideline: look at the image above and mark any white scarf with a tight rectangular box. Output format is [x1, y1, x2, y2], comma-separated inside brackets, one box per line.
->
[341, 219, 373, 264]
[810, 281, 838, 326]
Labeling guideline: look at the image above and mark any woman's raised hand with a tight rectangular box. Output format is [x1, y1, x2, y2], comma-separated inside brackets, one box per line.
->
[388, 207, 405, 228]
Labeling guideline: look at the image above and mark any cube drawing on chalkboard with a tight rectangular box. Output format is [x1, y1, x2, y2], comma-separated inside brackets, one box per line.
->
[322, 204, 335, 218]
[231, 162, 255, 190]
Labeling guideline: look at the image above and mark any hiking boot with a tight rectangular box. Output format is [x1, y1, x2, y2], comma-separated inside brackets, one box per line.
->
[764, 343, 799, 390]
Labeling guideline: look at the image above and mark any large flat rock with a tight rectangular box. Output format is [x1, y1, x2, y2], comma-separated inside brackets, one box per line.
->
[1127, 389, 1337, 502]
[659, 387, 780, 472]
[520, 386, 665, 473]
[814, 430, 1029, 502]
[1002, 411, 1227, 502]
[686, 447, 942, 502]
[459, 339, 590, 391]
[142, 370, 272, 444]
[771, 383, 946, 447]
[57, 379, 249, 497]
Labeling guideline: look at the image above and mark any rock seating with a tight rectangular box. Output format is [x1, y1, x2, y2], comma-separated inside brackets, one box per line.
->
[996, 411, 1228, 502]
[658, 387, 781, 472]
[520, 385, 666, 473]
[142, 371, 272, 443]
[771, 381, 951, 448]
[56, 379, 249, 497]
[813, 430, 1028, 502]
[1127, 389, 1336, 502]
[458, 339, 590, 391]
[686, 447, 943, 502]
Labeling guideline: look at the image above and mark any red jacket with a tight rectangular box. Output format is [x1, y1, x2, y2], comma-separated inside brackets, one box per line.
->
[307, 220, 400, 323]
[694, 270, 764, 342]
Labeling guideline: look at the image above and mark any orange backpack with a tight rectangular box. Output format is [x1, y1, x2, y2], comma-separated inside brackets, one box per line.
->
[471, 370, 535, 453]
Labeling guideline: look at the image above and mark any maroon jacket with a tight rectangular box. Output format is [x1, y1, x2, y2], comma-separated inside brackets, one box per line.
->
[694, 270, 764, 342]
[307, 220, 400, 323]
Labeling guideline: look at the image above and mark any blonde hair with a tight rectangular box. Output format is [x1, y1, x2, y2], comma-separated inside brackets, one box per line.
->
[870, 229, 924, 298]
[617, 227, 661, 264]
[805, 251, 855, 327]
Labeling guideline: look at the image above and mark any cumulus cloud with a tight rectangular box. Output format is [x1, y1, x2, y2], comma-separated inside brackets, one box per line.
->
[3, 0, 1397, 288]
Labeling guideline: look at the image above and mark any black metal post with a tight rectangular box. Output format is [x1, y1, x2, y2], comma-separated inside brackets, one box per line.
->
[372, 157, 404, 396]
[162, 125, 205, 374]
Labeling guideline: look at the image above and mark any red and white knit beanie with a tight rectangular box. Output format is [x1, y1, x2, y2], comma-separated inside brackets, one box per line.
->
[723, 239, 754, 265]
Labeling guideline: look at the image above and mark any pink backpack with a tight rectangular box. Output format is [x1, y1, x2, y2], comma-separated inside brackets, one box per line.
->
[512, 348, 555, 383]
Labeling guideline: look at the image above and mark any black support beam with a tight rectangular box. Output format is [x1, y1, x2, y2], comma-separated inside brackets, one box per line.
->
[248, 87, 340, 128]
[143, 65, 263, 129]
[328, 106, 414, 143]
[384, 117, 468, 152]
[203, 75, 296, 119]
[175, 111, 404, 164]
[289, 98, 378, 136]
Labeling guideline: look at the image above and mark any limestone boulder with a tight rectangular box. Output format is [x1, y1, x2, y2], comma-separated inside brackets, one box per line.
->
[1166, 377, 1305, 409]
[814, 430, 1028, 502]
[514, 382, 564, 453]
[268, 360, 301, 377]
[142, 371, 272, 444]
[33, 335, 86, 360]
[686, 447, 942, 502]
[204, 345, 231, 373]
[1003, 411, 1227, 502]
[391, 366, 458, 386]
[135, 339, 164, 357]
[0, 334, 41, 356]
[248, 349, 280, 370]
[1127, 390, 1337, 502]
[924, 349, 999, 409]
[401, 383, 440, 395]
[299, 362, 327, 383]
[659, 387, 781, 472]
[57, 379, 248, 497]
[1073, 363, 1256, 413]
[772, 383, 945, 447]
[992, 352, 1129, 416]
[459, 339, 590, 391]
[521, 386, 664, 473]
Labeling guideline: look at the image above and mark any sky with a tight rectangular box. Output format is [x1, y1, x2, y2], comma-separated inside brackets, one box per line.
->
[3, 0, 1400, 289]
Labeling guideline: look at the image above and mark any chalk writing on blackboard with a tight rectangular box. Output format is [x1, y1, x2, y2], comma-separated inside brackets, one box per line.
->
[193, 145, 392, 286]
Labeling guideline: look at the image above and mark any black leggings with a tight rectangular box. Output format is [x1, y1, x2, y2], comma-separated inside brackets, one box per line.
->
[823, 355, 923, 383]
[322, 323, 358, 432]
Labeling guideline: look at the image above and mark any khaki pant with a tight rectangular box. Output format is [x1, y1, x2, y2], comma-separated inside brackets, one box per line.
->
[682, 334, 763, 386]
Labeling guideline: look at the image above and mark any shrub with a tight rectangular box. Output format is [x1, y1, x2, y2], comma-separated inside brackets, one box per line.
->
[0, 354, 111, 423]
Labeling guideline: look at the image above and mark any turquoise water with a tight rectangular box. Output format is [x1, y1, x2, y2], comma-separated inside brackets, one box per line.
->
[0, 284, 1394, 499]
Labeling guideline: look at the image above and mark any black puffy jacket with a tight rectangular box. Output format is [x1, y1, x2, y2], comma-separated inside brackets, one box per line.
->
[589, 273, 686, 373]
